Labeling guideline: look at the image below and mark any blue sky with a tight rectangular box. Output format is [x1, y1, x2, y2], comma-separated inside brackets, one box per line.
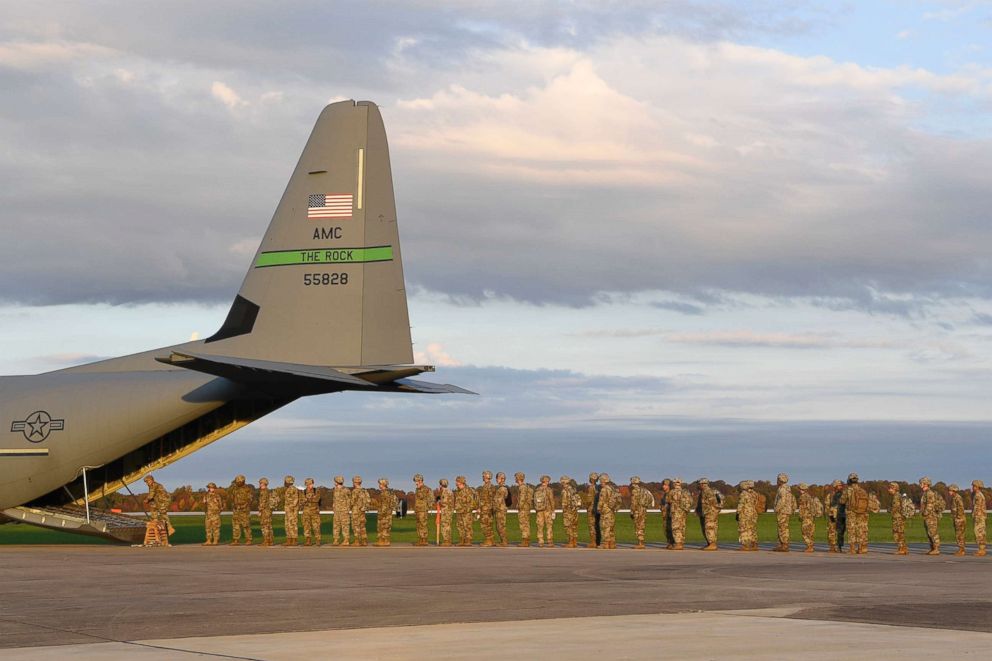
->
[1, 1, 991, 488]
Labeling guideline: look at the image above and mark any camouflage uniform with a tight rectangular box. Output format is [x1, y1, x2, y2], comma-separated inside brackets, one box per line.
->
[331, 476, 351, 546]
[229, 475, 253, 545]
[597, 474, 619, 549]
[203, 483, 222, 545]
[534, 476, 555, 547]
[660, 479, 675, 548]
[585, 473, 600, 548]
[302, 480, 321, 546]
[454, 476, 477, 546]
[143, 476, 172, 541]
[736, 480, 758, 551]
[413, 474, 433, 546]
[258, 478, 274, 546]
[376, 479, 397, 546]
[797, 484, 816, 552]
[438, 478, 454, 546]
[973, 480, 987, 556]
[560, 476, 580, 548]
[477, 471, 496, 546]
[887, 482, 908, 555]
[283, 476, 300, 546]
[697, 478, 720, 550]
[919, 477, 943, 555]
[516, 472, 534, 547]
[949, 485, 966, 556]
[773, 473, 796, 552]
[825, 480, 845, 552]
[629, 477, 649, 549]
[668, 478, 690, 550]
[494, 472, 510, 546]
[351, 476, 371, 546]
[840, 473, 869, 554]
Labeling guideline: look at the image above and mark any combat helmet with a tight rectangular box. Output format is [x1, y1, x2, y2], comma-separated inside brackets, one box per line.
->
[630, 476, 641, 485]
[284, 475, 295, 485]
[334, 475, 344, 485]
[439, 478, 449, 487]
[413, 473, 424, 482]
[777, 473, 788, 484]
[207, 482, 217, 489]
[599, 473, 610, 483]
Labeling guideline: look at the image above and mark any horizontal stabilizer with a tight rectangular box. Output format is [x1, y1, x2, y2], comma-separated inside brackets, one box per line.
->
[384, 378, 477, 395]
[156, 351, 375, 389]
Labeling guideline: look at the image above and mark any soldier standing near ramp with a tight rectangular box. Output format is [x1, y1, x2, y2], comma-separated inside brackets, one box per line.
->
[477, 471, 496, 547]
[257, 477, 274, 547]
[973, 480, 987, 557]
[534, 475, 555, 547]
[597, 474, 619, 549]
[560, 476, 580, 548]
[229, 474, 253, 546]
[375, 478, 397, 546]
[826, 479, 846, 552]
[351, 476, 371, 546]
[668, 478, 691, 550]
[494, 472, 510, 546]
[840, 473, 869, 554]
[331, 475, 351, 546]
[302, 478, 321, 546]
[949, 484, 966, 556]
[797, 483, 816, 553]
[438, 478, 454, 546]
[736, 480, 758, 551]
[585, 472, 600, 548]
[773, 473, 796, 552]
[454, 475, 477, 546]
[143, 474, 174, 543]
[697, 478, 720, 551]
[516, 472, 534, 547]
[629, 477, 650, 549]
[887, 482, 909, 555]
[413, 474, 432, 546]
[283, 476, 300, 546]
[919, 476, 943, 555]
[203, 482, 222, 546]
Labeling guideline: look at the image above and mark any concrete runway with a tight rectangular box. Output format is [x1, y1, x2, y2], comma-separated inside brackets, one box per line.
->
[3, 542, 991, 658]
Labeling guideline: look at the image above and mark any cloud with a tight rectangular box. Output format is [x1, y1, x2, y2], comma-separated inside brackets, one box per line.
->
[210, 81, 247, 109]
[414, 342, 462, 366]
[663, 330, 895, 349]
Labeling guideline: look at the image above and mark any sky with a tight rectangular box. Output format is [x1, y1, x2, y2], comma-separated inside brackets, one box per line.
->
[1, 1, 991, 488]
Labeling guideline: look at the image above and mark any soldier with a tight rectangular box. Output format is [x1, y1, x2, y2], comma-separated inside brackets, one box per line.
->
[301, 477, 321, 546]
[534, 475, 555, 547]
[516, 472, 534, 547]
[477, 470, 496, 547]
[494, 472, 510, 546]
[438, 478, 454, 546]
[331, 475, 351, 546]
[949, 484, 966, 556]
[696, 478, 720, 551]
[203, 482, 222, 546]
[413, 473, 433, 546]
[560, 476, 580, 548]
[888, 482, 908, 555]
[142, 474, 173, 543]
[229, 474, 253, 546]
[668, 478, 691, 550]
[454, 475, 477, 546]
[772, 473, 796, 552]
[919, 476, 943, 555]
[585, 472, 600, 548]
[257, 477, 274, 547]
[351, 476, 371, 546]
[376, 478, 397, 546]
[629, 477, 649, 549]
[597, 473, 619, 549]
[736, 480, 759, 551]
[797, 483, 816, 553]
[973, 480, 987, 557]
[660, 479, 675, 549]
[826, 479, 846, 553]
[283, 475, 300, 546]
[840, 473, 869, 554]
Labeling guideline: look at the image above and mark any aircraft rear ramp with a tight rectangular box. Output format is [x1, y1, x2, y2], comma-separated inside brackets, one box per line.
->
[1, 504, 146, 544]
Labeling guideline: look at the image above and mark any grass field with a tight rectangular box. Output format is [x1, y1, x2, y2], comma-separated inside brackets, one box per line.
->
[0, 512, 983, 546]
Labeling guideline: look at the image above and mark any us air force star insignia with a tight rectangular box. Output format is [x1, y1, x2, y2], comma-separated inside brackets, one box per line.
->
[10, 411, 65, 443]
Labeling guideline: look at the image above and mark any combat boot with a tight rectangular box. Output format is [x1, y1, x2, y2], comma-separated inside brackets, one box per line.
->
[481, 538, 494, 547]
[804, 544, 814, 553]
[976, 544, 986, 557]
[702, 543, 718, 551]
[673, 543, 684, 550]
[521, 538, 531, 547]
[955, 545, 966, 556]
[896, 544, 907, 555]
[586, 541, 596, 549]
[229, 540, 240, 546]
[858, 544, 868, 554]
[772, 544, 788, 552]
[635, 542, 645, 549]
[567, 537, 577, 548]
[926, 546, 940, 555]
[304, 537, 311, 546]
[665, 543, 674, 550]
[828, 544, 838, 553]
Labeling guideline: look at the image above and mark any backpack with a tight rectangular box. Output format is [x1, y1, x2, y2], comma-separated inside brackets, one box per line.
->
[534, 488, 548, 511]
[900, 495, 915, 519]
[571, 491, 582, 509]
[638, 488, 656, 509]
[611, 488, 622, 510]
[812, 496, 824, 518]
[851, 489, 869, 515]
[680, 491, 693, 512]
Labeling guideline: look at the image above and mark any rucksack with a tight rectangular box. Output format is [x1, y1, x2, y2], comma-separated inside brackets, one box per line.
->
[868, 492, 880, 514]
[812, 497, 824, 518]
[639, 489, 656, 509]
[611, 488, 622, 510]
[571, 491, 582, 509]
[900, 495, 915, 519]
[534, 488, 549, 510]
[851, 489, 869, 515]
[680, 491, 693, 512]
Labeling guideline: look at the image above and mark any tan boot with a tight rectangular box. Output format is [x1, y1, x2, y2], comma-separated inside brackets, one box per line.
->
[586, 542, 596, 549]
[773, 544, 789, 552]
[229, 540, 240, 546]
[673, 543, 684, 550]
[976, 545, 986, 557]
[804, 544, 814, 553]
[955, 545, 966, 556]
[521, 538, 531, 547]
[896, 544, 907, 555]
[859, 544, 868, 554]
[304, 538, 311, 547]
[702, 543, 718, 551]
[926, 547, 940, 555]
[634, 542, 645, 549]
[828, 544, 838, 553]
[481, 538, 494, 547]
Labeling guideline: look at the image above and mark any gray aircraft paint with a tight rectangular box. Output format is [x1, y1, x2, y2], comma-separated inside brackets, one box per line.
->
[0, 101, 466, 515]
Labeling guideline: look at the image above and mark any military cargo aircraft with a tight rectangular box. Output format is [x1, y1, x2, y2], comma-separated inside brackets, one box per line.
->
[0, 100, 471, 541]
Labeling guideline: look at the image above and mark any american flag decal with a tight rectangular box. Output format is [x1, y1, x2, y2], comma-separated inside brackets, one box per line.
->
[308, 193, 353, 219]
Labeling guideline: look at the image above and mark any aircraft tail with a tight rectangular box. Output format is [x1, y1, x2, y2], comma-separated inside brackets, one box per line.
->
[204, 101, 413, 368]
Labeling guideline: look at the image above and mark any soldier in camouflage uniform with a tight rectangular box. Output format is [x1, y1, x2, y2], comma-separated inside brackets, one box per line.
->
[585, 472, 600, 548]
[376, 478, 397, 546]
[973, 479, 987, 557]
[888, 482, 908, 555]
[302, 477, 321, 546]
[773, 473, 796, 552]
[597, 473, 619, 549]
[629, 477, 649, 549]
[840, 473, 869, 554]
[697, 478, 720, 551]
[516, 472, 534, 547]
[949, 484, 967, 556]
[736, 480, 759, 551]
[331, 475, 351, 546]
[826, 479, 845, 552]
[494, 472, 510, 546]
[797, 483, 816, 553]
[229, 474, 253, 545]
[203, 482, 222, 545]
[919, 476, 943, 555]
[534, 475, 555, 547]
[351, 475, 371, 546]
[143, 474, 173, 543]
[283, 475, 300, 546]
[454, 475, 477, 546]
[257, 477, 274, 547]
[560, 476, 580, 548]
[438, 478, 454, 546]
[413, 474, 432, 546]
[660, 479, 675, 549]
[477, 471, 496, 547]
[668, 478, 690, 550]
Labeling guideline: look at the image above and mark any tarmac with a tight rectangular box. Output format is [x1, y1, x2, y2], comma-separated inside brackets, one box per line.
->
[2, 542, 991, 659]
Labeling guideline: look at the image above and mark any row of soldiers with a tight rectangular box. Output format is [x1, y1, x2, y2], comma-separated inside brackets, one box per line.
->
[141, 471, 988, 555]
